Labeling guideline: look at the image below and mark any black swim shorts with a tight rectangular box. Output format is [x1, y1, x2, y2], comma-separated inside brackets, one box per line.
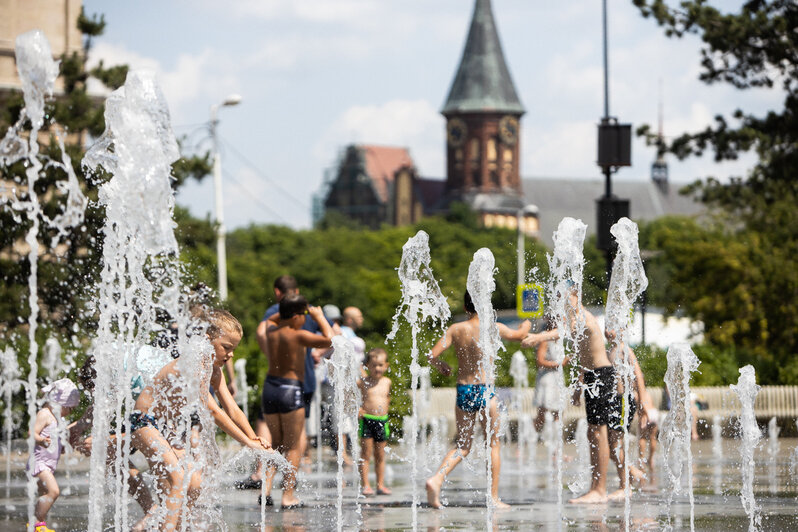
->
[261, 375, 304, 415]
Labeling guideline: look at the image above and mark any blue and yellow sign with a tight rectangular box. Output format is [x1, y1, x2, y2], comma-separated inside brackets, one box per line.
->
[516, 283, 544, 319]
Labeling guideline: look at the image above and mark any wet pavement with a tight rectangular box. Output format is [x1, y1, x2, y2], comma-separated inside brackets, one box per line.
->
[2, 437, 797, 530]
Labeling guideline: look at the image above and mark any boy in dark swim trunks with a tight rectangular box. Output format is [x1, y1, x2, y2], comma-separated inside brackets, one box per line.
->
[262, 294, 333, 508]
[357, 348, 392, 496]
[425, 291, 558, 509]
[568, 295, 645, 504]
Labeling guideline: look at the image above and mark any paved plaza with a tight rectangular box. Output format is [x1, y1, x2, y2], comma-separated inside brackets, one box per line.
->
[2, 438, 797, 530]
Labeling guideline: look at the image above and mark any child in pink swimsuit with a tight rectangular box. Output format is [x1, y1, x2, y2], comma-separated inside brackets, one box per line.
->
[28, 378, 80, 532]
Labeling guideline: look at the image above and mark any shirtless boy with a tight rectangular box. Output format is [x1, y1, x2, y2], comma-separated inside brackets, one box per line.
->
[130, 308, 270, 531]
[567, 293, 645, 504]
[262, 294, 333, 508]
[425, 291, 558, 509]
[357, 348, 392, 496]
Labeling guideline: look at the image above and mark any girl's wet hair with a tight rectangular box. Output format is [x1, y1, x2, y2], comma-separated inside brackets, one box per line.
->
[191, 306, 243, 339]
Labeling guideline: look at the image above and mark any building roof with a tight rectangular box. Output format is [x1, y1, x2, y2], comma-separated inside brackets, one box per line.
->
[441, 0, 524, 116]
[360, 145, 415, 203]
[522, 177, 704, 246]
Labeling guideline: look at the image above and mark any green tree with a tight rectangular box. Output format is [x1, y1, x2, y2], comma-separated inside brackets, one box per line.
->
[633, 0, 798, 381]
[0, 9, 211, 352]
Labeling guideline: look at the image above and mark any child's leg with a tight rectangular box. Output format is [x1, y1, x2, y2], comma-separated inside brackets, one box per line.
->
[278, 409, 306, 506]
[34, 470, 59, 523]
[359, 437, 374, 493]
[569, 423, 609, 503]
[534, 407, 546, 433]
[132, 426, 185, 531]
[374, 441, 389, 492]
[607, 428, 644, 499]
[251, 417, 271, 481]
[263, 414, 283, 497]
[128, 465, 154, 513]
[482, 397, 509, 508]
[426, 407, 476, 508]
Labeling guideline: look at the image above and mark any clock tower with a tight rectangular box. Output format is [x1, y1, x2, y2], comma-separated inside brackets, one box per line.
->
[442, 0, 525, 197]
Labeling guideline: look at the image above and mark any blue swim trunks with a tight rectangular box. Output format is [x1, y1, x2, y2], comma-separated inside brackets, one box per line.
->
[456, 383, 494, 412]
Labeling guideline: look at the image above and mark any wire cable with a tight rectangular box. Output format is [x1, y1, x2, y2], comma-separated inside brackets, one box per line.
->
[217, 134, 310, 210]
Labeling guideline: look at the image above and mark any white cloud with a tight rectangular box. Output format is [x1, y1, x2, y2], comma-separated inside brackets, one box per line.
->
[86, 42, 240, 124]
[523, 120, 596, 177]
[314, 99, 445, 177]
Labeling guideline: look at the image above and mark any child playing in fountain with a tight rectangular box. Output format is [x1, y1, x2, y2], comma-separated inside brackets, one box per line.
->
[261, 295, 333, 508]
[567, 290, 646, 504]
[357, 348, 392, 496]
[130, 308, 271, 531]
[425, 291, 558, 509]
[28, 378, 80, 532]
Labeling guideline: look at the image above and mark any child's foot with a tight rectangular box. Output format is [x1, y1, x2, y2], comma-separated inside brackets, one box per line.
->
[492, 498, 510, 509]
[362, 486, 375, 496]
[34, 523, 55, 532]
[607, 488, 629, 501]
[376, 486, 392, 495]
[281, 496, 303, 509]
[630, 466, 646, 487]
[568, 490, 608, 504]
[425, 477, 443, 508]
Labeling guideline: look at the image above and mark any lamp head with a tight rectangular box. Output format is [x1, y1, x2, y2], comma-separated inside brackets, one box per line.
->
[222, 94, 242, 107]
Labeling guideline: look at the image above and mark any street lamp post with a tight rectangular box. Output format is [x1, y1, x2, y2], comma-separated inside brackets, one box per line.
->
[516, 205, 539, 287]
[210, 94, 242, 301]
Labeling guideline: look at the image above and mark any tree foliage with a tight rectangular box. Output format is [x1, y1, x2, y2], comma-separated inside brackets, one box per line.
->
[633, 0, 798, 381]
[0, 9, 211, 343]
[176, 216, 554, 414]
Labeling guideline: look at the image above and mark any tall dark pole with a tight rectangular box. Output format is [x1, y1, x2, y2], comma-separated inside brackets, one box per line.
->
[596, 0, 631, 289]
[602, 0, 613, 284]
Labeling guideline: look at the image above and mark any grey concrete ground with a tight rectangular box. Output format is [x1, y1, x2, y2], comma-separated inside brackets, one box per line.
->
[2, 438, 797, 530]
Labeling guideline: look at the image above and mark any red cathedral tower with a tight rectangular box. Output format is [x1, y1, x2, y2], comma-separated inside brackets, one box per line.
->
[442, 0, 537, 235]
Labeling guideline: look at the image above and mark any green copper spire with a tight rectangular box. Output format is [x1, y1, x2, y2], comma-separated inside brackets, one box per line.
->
[442, 0, 524, 115]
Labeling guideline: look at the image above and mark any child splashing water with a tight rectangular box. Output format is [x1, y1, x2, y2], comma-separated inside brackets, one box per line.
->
[28, 378, 80, 532]
[131, 308, 271, 531]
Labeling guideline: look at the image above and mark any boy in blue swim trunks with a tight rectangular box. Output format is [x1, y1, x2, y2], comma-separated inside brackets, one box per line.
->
[425, 291, 558, 509]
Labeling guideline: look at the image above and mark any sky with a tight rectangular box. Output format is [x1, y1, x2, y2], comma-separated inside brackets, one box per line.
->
[81, 0, 783, 230]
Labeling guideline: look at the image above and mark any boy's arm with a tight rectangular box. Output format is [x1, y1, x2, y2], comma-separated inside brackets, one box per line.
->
[497, 319, 532, 342]
[256, 320, 270, 356]
[309, 306, 333, 339]
[520, 328, 559, 348]
[427, 326, 454, 376]
[571, 370, 585, 406]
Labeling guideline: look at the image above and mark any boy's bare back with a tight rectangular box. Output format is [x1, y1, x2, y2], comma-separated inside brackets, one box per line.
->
[433, 316, 531, 385]
[448, 318, 486, 385]
[266, 325, 308, 381]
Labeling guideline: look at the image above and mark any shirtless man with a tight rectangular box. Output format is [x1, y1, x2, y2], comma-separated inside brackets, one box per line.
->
[131, 308, 270, 530]
[262, 294, 333, 508]
[425, 291, 558, 509]
[567, 292, 645, 504]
